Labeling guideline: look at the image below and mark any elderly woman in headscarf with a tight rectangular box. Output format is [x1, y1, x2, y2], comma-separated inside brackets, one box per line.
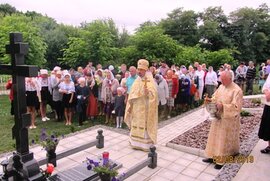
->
[154, 74, 169, 120]
[101, 70, 119, 124]
[86, 71, 99, 120]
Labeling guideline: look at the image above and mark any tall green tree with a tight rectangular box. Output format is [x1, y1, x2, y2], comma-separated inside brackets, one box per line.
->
[160, 8, 200, 46]
[82, 19, 118, 65]
[0, 14, 47, 67]
[228, 5, 270, 62]
[199, 7, 232, 51]
[128, 26, 181, 65]
[61, 36, 90, 67]
[174, 45, 205, 66]
[0, 3, 17, 16]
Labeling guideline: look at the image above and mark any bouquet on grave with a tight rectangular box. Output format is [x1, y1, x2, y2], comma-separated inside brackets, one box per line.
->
[86, 152, 119, 181]
[39, 128, 59, 151]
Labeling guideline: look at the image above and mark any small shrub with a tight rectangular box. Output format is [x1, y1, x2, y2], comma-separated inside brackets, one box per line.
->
[240, 110, 252, 117]
[70, 126, 75, 133]
[251, 98, 261, 105]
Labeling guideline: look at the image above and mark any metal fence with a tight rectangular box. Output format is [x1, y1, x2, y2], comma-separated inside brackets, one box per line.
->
[0, 75, 11, 95]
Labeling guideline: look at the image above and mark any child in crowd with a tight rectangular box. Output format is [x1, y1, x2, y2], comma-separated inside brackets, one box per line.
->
[113, 87, 125, 128]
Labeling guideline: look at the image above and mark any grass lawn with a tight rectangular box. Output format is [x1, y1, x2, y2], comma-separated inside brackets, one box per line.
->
[0, 95, 108, 154]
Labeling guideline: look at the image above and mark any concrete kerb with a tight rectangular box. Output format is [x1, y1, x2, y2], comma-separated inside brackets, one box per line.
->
[166, 142, 205, 157]
[164, 96, 262, 181]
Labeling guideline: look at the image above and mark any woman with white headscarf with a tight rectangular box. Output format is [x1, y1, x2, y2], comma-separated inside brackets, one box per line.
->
[86, 71, 99, 120]
[101, 70, 119, 124]
[59, 72, 75, 125]
[154, 74, 169, 120]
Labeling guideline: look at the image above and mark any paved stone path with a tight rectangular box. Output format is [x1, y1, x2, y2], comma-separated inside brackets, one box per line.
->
[1, 108, 222, 181]
[1, 94, 268, 180]
[233, 140, 270, 181]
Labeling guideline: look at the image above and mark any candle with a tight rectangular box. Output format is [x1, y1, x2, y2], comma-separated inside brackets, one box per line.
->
[102, 152, 109, 159]
[102, 152, 109, 165]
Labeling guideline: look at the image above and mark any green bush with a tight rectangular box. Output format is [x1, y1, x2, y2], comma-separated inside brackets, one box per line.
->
[240, 110, 252, 117]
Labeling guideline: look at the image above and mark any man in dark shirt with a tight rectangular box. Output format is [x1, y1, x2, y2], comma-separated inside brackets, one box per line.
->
[246, 61, 256, 95]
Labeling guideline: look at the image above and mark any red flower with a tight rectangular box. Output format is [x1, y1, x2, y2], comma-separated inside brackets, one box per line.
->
[46, 163, 54, 174]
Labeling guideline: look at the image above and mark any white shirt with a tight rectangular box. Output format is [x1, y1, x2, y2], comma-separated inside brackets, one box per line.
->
[155, 79, 169, 106]
[262, 75, 270, 106]
[195, 70, 204, 87]
[25, 77, 40, 91]
[205, 71, 218, 86]
[59, 81, 75, 94]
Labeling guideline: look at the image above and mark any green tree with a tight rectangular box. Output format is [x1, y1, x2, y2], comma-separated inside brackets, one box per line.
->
[228, 5, 270, 62]
[0, 3, 17, 16]
[0, 14, 47, 67]
[204, 49, 238, 69]
[82, 19, 117, 65]
[174, 45, 205, 66]
[160, 8, 200, 46]
[118, 27, 130, 48]
[130, 26, 181, 65]
[61, 36, 90, 67]
[199, 7, 232, 51]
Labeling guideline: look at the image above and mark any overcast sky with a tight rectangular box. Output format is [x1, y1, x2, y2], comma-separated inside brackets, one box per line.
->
[2, 0, 268, 33]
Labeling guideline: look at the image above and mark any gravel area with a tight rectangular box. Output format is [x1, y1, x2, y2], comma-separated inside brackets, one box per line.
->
[169, 107, 262, 181]
[169, 110, 261, 150]
[243, 99, 264, 108]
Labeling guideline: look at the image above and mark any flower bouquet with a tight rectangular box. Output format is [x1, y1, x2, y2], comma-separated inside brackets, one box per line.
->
[40, 129, 59, 166]
[86, 152, 118, 181]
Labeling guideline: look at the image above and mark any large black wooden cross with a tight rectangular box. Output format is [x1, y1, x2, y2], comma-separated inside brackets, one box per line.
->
[0, 33, 42, 180]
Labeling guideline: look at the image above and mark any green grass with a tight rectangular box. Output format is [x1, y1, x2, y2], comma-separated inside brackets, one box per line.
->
[0, 95, 109, 154]
[0, 93, 197, 154]
[0, 95, 14, 154]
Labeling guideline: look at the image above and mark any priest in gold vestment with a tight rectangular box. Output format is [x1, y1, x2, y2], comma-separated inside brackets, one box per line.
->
[203, 71, 243, 169]
[124, 59, 158, 151]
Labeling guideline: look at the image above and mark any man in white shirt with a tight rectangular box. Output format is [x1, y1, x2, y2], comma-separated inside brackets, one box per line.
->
[205, 66, 218, 97]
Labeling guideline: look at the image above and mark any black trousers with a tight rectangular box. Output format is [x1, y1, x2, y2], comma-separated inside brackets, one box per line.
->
[10, 100, 14, 115]
[53, 100, 64, 121]
[246, 79, 254, 95]
[78, 104, 87, 125]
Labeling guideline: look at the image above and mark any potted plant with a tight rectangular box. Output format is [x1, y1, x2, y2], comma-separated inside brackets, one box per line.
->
[86, 152, 118, 181]
[40, 128, 59, 167]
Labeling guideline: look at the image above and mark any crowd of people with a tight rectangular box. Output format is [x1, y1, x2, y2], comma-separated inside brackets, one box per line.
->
[5, 59, 270, 129]
[4, 58, 270, 170]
